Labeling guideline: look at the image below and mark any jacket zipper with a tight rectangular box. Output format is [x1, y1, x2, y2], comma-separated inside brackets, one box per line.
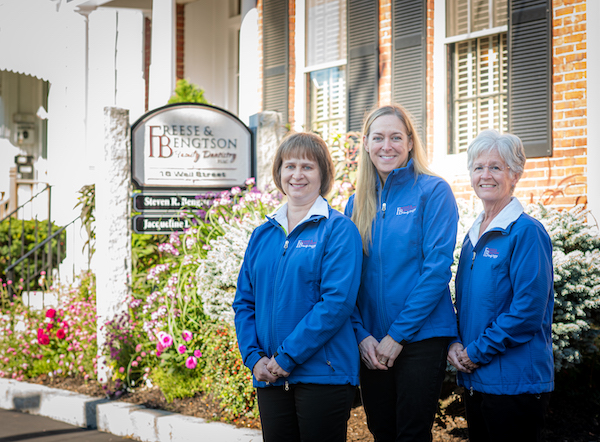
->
[377, 179, 392, 334]
[269, 232, 289, 355]
[268, 214, 324, 366]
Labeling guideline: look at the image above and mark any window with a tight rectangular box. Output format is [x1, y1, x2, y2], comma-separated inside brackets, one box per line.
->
[450, 34, 507, 154]
[447, 0, 508, 154]
[305, 0, 346, 141]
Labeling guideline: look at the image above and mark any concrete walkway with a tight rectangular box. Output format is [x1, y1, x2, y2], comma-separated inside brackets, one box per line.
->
[0, 407, 132, 441]
[0, 379, 262, 442]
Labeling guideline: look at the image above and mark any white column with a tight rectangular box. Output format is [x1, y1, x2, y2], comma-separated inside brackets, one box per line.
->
[238, 1, 259, 125]
[588, 0, 600, 221]
[250, 111, 284, 191]
[148, 0, 176, 110]
[96, 107, 132, 383]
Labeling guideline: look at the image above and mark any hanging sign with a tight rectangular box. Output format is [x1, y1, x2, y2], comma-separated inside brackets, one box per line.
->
[131, 103, 255, 190]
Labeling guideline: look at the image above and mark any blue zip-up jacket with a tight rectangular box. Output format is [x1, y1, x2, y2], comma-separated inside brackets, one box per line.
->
[233, 196, 362, 388]
[345, 160, 458, 345]
[454, 198, 554, 395]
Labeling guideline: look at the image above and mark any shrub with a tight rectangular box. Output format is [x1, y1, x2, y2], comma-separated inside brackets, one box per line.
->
[0, 219, 66, 293]
[200, 322, 257, 420]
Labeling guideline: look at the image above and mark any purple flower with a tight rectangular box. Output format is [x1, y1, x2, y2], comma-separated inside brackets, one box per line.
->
[185, 356, 198, 369]
[182, 330, 193, 342]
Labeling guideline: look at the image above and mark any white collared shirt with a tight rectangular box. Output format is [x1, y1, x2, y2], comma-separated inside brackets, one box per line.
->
[468, 197, 524, 248]
[268, 195, 329, 235]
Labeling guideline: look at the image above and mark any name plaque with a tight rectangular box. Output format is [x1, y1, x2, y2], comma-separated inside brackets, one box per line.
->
[133, 193, 216, 212]
[132, 214, 194, 234]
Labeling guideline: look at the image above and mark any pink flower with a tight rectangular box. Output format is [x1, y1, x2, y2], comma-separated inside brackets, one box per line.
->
[194, 349, 202, 358]
[135, 344, 143, 352]
[46, 323, 53, 331]
[177, 345, 187, 354]
[119, 367, 125, 373]
[245, 177, 256, 186]
[182, 330, 193, 342]
[45, 309, 56, 319]
[56, 329, 66, 339]
[37, 334, 50, 345]
[157, 331, 173, 348]
[131, 361, 138, 367]
[185, 356, 198, 369]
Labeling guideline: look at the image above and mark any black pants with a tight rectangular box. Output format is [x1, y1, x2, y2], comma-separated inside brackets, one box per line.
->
[464, 389, 551, 442]
[257, 383, 356, 442]
[360, 337, 450, 442]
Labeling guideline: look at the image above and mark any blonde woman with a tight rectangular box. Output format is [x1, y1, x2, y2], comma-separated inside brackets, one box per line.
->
[345, 105, 458, 441]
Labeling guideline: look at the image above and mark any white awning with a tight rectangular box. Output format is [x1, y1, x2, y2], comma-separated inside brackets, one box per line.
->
[0, 0, 84, 82]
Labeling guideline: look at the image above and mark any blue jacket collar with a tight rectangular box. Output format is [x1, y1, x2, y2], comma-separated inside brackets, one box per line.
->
[267, 195, 329, 234]
[468, 197, 524, 247]
[376, 159, 416, 191]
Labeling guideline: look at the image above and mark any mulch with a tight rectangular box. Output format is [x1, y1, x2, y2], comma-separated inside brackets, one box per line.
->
[22, 375, 599, 441]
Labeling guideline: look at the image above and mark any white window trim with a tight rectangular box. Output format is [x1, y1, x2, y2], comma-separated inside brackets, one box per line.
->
[294, 0, 307, 132]
[303, 58, 347, 74]
[444, 25, 507, 44]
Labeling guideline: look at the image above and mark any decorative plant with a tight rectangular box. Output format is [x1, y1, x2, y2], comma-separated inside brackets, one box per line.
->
[168, 79, 209, 104]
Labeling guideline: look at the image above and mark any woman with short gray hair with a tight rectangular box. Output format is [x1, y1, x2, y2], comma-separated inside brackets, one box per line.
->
[448, 129, 554, 441]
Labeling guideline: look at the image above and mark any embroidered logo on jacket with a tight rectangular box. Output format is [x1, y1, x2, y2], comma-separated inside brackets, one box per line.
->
[296, 239, 317, 249]
[482, 247, 499, 259]
[396, 205, 416, 215]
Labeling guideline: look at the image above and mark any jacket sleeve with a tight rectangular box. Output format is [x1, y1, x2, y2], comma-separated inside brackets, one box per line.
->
[232, 229, 264, 374]
[387, 181, 459, 344]
[343, 197, 370, 345]
[466, 224, 554, 365]
[274, 217, 363, 373]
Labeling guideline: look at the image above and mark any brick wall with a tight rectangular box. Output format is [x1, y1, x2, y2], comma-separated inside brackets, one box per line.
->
[144, 17, 151, 112]
[379, 0, 392, 106]
[176, 4, 184, 81]
[450, 0, 588, 209]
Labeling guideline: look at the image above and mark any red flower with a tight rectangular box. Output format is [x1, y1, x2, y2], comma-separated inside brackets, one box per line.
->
[38, 334, 50, 345]
[56, 329, 66, 339]
[46, 323, 53, 331]
[37, 328, 44, 338]
[45, 309, 56, 319]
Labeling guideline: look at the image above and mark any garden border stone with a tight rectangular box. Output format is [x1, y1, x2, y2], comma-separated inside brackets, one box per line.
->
[0, 378, 262, 441]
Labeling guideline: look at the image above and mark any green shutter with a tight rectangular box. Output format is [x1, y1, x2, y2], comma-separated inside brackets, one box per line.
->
[263, 0, 289, 123]
[509, 0, 552, 157]
[346, 0, 379, 132]
[392, 0, 426, 144]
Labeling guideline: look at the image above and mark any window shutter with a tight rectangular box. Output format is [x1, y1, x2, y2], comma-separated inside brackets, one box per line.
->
[509, 0, 551, 158]
[263, 0, 289, 123]
[392, 0, 426, 144]
[346, 0, 378, 132]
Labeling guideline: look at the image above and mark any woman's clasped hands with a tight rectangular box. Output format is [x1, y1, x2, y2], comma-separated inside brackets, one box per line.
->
[252, 356, 291, 384]
[359, 335, 404, 370]
[447, 342, 479, 373]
